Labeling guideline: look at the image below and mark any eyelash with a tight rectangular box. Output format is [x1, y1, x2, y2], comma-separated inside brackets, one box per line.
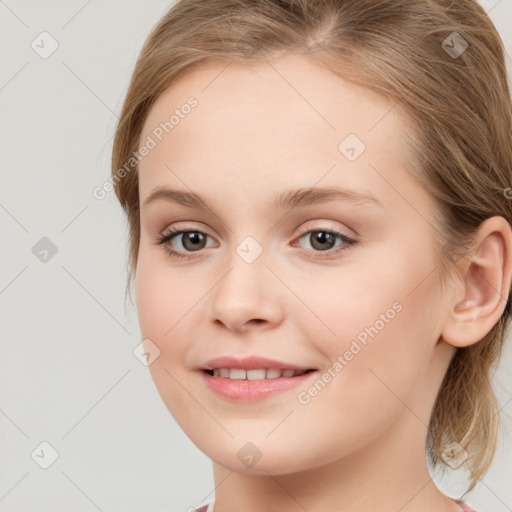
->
[153, 225, 358, 260]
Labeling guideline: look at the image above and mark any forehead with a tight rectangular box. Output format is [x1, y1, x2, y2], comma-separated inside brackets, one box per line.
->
[138, 53, 424, 214]
[141, 53, 405, 145]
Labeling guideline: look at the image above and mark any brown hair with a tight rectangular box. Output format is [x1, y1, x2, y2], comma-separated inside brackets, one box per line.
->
[111, 0, 512, 493]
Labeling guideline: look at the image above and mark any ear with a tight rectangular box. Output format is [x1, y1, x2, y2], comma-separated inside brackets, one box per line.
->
[441, 216, 512, 348]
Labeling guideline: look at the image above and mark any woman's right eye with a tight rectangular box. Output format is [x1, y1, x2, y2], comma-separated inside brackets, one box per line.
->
[153, 228, 214, 259]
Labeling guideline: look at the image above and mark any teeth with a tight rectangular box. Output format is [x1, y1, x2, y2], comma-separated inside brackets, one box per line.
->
[265, 368, 281, 379]
[229, 368, 246, 380]
[247, 369, 266, 380]
[209, 368, 310, 379]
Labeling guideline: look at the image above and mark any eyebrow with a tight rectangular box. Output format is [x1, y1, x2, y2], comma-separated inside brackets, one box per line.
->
[142, 185, 383, 211]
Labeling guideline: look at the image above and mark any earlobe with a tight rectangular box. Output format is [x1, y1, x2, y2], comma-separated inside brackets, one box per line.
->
[441, 216, 512, 349]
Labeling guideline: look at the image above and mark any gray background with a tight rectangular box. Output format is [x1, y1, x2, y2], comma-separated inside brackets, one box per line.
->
[1, 1, 511, 511]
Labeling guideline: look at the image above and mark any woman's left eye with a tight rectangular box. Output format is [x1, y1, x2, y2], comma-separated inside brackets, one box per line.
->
[293, 229, 357, 257]
[153, 227, 358, 260]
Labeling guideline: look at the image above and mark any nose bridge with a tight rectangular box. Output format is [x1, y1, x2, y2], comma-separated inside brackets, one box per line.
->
[209, 236, 284, 330]
[216, 239, 269, 306]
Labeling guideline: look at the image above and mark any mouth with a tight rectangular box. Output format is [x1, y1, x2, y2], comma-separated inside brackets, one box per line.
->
[203, 368, 317, 379]
[200, 367, 319, 401]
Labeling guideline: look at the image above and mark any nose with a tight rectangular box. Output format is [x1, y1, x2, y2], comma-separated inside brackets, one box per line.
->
[209, 254, 285, 333]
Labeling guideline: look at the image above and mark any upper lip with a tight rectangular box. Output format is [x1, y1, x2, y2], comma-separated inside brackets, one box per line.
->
[201, 356, 316, 371]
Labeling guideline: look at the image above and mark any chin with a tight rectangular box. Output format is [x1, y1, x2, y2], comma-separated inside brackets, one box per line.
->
[197, 436, 322, 475]
[213, 455, 305, 475]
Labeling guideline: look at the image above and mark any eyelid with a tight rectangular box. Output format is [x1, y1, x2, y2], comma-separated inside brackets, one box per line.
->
[160, 221, 214, 238]
[294, 219, 355, 238]
[159, 219, 354, 243]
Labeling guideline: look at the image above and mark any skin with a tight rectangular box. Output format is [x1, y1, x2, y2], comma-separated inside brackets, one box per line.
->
[135, 53, 512, 512]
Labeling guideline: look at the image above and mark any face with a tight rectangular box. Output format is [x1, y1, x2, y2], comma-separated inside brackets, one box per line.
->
[135, 53, 454, 474]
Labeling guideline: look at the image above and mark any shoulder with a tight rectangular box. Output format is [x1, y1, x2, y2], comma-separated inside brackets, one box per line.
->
[192, 505, 213, 512]
[454, 499, 478, 512]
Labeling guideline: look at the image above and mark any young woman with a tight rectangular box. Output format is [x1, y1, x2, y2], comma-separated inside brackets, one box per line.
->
[111, 1, 512, 510]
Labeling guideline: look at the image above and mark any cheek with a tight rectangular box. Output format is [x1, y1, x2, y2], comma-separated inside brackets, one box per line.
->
[315, 237, 437, 353]
[282, 286, 435, 469]
[135, 257, 198, 369]
[297, 244, 437, 408]
[135, 259, 203, 424]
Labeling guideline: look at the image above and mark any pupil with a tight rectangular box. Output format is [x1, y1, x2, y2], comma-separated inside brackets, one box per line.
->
[312, 231, 334, 250]
[184, 232, 205, 251]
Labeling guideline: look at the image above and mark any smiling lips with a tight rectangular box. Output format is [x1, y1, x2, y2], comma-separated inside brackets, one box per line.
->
[208, 368, 312, 379]
[200, 355, 318, 400]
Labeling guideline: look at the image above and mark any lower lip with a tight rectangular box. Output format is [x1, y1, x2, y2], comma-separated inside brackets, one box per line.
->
[200, 370, 318, 401]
